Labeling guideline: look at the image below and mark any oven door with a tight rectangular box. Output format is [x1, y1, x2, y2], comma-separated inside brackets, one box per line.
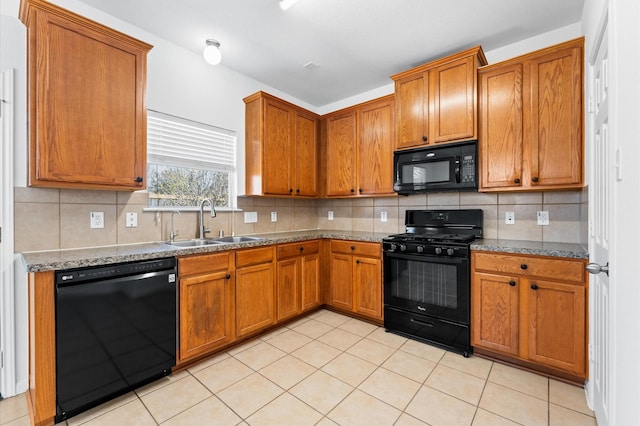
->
[383, 251, 470, 324]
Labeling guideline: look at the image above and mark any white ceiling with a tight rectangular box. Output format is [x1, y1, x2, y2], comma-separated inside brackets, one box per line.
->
[77, 0, 585, 107]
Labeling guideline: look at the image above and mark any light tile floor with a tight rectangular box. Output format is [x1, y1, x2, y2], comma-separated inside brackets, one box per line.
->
[0, 309, 597, 426]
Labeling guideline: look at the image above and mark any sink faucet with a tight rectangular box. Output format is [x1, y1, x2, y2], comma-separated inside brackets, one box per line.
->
[199, 198, 217, 239]
[169, 210, 181, 243]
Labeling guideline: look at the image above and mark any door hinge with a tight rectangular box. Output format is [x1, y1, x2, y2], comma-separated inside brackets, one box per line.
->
[588, 343, 594, 361]
[1, 350, 4, 369]
[587, 96, 595, 114]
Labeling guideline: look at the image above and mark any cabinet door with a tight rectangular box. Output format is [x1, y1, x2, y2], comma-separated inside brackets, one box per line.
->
[28, 8, 149, 190]
[179, 271, 234, 362]
[529, 45, 583, 188]
[354, 256, 382, 319]
[276, 258, 300, 322]
[325, 111, 357, 196]
[294, 111, 318, 196]
[263, 98, 293, 195]
[395, 73, 428, 149]
[471, 272, 519, 355]
[301, 253, 321, 311]
[236, 262, 275, 338]
[358, 98, 395, 195]
[479, 63, 524, 190]
[329, 254, 353, 310]
[527, 279, 586, 375]
[431, 56, 476, 144]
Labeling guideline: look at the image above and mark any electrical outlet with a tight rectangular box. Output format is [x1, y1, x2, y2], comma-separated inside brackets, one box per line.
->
[244, 211, 258, 223]
[380, 211, 388, 222]
[90, 211, 105, 229]
[537, 210, 550, 226]
[328, 211, 334, 221]
[271, 211, 278, 222]
[125, 212, 138, 228]
[505, 211, 515, 225]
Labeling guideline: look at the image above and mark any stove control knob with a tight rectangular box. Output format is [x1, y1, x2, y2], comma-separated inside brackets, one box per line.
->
[399, 244, 407, 252]
[447, 248, 455, 256]
[389, 243, 397, 252]
[416, 245, 424, 253]
[435, 247, 443, 255]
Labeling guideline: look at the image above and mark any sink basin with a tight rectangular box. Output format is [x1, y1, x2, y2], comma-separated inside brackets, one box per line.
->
[168, 239, 224, 247]
[213, 236, 263, 243]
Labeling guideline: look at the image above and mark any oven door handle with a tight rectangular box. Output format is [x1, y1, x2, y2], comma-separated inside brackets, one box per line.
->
[383, 252, 466, 265]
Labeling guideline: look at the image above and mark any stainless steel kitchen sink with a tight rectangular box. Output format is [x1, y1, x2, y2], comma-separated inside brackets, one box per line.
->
[168, 239, 225, 247]
[168, 236, 263, 247]
[212, 236, 263, 243]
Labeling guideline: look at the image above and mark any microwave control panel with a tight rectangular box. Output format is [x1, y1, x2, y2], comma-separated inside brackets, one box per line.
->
[460, 155, 476, 183]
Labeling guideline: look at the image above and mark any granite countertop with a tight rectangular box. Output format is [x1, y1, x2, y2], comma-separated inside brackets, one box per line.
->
[20, 230, 390, 272]
[471, 239, 589, 259]
[21, 232, 589, 272]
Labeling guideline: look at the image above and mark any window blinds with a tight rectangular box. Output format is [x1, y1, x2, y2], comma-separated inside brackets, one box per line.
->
[147, 110, 236, 172]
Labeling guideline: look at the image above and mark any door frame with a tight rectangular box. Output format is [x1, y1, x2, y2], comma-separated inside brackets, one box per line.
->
[0, 68, 16, 398]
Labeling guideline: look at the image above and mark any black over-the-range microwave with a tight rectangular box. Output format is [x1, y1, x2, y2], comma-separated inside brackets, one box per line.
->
[393, 141, 478, 194]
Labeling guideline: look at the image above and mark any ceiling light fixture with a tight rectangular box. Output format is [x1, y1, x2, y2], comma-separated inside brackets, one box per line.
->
[203, 39, 222, 65]
[279, 0, 299, 10]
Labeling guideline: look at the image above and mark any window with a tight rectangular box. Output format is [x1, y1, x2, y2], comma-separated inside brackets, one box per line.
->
[147, 110, 236, 209]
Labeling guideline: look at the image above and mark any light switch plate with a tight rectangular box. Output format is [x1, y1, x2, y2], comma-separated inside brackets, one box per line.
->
[125, 212, 138, 228]
[328, 211, 334, 221]
[380, 211, 388, 222]
[244, 211, 258, 223]
[90, 212, 105, 229]
[537, 210, 550, 226]
[505, 211, 515, 225]
[271, 211, 278, 222]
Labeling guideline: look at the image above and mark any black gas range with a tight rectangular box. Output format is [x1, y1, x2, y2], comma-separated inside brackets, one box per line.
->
[383, 209, 483, 357]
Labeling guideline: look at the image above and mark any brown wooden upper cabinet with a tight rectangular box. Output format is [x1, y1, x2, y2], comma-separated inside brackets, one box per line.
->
[392, 46, 487, 150]
[20, 0, 152, 190]
[244, 91, 320, 197]
[479, 38, 584, 191]
[322, 95, 395, 197]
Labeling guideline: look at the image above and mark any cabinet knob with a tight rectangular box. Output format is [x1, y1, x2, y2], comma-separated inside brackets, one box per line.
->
[225, 274, 231, 279]
[532, 177, 539, 183]
[520, 264, 528, 270]
[514, 178, 521, 184]
[509, 280, 516, 287]
[422, 135, 428, 142]
[299, 247, 304, 252]
[356, 259, 361, 264]
[135, 176, 143, 183]
[358, 188, 362, 193]
[350, 246, 356, 251]
[531, 283, 539, 290]
[350, 188, 355, 193]
[289, 188, 294, 193]
[296, 188, 300, 193]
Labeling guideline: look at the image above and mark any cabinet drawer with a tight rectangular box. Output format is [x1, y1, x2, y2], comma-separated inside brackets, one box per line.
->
[178, 252, 231, 276]
[276, 240, 320, 260]
[330, 240, 381, 258]
[236, 246, 274, 268]
[473, 252, 585, 283]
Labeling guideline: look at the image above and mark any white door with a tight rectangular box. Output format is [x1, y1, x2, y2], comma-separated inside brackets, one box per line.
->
[587, 16, 610, 426]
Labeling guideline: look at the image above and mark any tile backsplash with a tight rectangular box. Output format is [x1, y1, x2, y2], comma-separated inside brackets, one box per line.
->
[14, 187, 587, 252]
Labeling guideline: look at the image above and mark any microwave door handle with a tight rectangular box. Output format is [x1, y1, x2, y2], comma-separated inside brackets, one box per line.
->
[454, 156, 461, 183]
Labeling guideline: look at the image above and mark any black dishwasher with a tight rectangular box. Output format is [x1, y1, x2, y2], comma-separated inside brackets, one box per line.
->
[55, 258, 177, 422]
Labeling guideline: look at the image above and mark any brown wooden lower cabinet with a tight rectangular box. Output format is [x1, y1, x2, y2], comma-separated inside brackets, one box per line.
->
[235, 246, 276, 338]
[276, 240, 321, 321]
[471, 251, 588, 380]
[177, 252, 235, 364]
[328, 240, 383, 321]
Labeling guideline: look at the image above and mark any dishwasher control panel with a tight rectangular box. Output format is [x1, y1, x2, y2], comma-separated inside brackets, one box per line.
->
[56, 258, 177, 284]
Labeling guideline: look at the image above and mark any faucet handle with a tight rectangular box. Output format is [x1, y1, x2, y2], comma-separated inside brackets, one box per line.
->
[203, 227, 211, 235]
